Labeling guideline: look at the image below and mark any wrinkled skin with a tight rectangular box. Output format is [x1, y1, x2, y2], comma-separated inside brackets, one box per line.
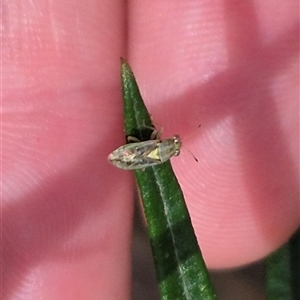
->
[3, 0, 299, 299]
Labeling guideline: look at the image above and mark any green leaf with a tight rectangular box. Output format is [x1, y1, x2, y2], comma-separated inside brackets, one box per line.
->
[121, 58, 216, 300]
[266, 229, 300, 300]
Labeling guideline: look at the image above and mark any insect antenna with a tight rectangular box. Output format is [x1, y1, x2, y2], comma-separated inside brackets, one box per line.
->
[182, 124, 201, 163]
[186, 148, 198, 162]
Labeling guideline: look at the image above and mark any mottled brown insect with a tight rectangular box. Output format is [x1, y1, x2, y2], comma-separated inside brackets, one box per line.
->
[108, 132, 181, 170]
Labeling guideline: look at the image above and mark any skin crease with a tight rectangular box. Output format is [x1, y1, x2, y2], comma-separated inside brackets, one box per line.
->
[2, 0, 299, 299]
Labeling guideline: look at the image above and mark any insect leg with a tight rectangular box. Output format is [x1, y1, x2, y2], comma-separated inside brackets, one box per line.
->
[127, 136, 140, 143]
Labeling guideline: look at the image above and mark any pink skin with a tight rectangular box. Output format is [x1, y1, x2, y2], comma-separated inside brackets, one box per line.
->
[2, 0, 299, 299]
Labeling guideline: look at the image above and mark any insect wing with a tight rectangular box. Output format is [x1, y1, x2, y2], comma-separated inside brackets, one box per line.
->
[108, 140, 161, 170]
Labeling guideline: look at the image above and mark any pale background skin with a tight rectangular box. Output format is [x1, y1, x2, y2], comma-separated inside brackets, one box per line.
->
[2, 0, 299, 299]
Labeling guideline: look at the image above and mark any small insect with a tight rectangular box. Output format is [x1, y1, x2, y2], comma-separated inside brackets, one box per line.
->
[108, 130, 182, 170]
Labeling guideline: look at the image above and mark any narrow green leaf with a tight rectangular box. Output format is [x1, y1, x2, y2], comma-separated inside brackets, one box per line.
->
[266, 229, 300, 300]
[121, 59, 216, 300]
